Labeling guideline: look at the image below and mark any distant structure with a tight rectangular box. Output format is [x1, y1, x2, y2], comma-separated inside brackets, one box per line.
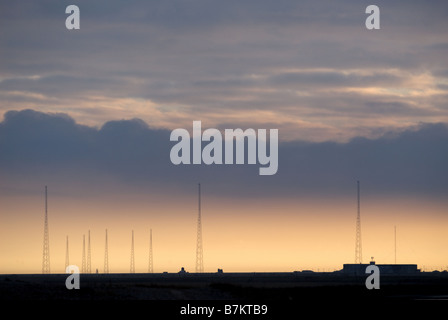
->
[87, 230, 91, 273]
[65, 236, 69, 271]
[148, 229, 153, 273]
[179, 267, 188, 274]
[196, 183, 204, 273]
[355, 180, 362, 264]
[42, 186, 50, 274]
[343, 259, 419, 275]
[104, 229, 109, 273]
[130, 230, 135, 273]
[82, 234, 86, 273]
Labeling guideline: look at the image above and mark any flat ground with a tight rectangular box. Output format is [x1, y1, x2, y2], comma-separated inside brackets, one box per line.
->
[1, 272, 448, 301]
[2, 272, 447, 317]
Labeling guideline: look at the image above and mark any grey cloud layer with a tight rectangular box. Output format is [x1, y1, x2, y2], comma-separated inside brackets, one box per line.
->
[1, 1, 448, 142]
[1, 109, 447, 198]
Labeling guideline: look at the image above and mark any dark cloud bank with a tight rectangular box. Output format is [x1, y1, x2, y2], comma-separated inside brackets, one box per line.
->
[1, 109, 447, 198]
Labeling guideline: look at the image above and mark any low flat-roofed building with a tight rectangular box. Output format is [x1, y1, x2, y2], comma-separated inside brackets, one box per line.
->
[343, 261, 419, 275]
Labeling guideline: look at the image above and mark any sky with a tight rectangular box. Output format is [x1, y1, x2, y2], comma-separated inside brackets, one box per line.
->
[0, 1, 447, 274]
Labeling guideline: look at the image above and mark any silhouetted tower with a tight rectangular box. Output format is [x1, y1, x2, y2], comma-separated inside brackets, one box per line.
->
[87, 230, 91, 273]
[104, 229, 109, 274]
[148, 229, 153, 273]
[65, 236, 69, 270]
[196, 183, 204, 273]
[355, 180, 363, 264]
[42, 186, 50, 274]
[130, 230, 135, 273]
[82, 234, 86, 273]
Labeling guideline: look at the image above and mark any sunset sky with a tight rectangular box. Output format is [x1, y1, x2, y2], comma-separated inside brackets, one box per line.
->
[1, 0, 447, 274]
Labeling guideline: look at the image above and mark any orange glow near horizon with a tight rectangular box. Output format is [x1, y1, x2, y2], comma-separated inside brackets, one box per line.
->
[1, 191, 447, 274]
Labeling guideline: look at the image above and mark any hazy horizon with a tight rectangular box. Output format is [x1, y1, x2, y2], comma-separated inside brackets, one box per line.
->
[1, 1, 447, 274]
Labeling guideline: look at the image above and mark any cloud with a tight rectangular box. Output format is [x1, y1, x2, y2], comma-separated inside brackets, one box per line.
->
[1, 1, 448, 142]
[1, 109, 447, 199]
[268, 70, 404, 88]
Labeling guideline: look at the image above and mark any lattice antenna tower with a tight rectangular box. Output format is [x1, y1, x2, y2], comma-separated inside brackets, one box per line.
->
[148, 229, 153, 273]
[130, 230, 135, 273]
[42, 185, 50, 274]
[82, 234, 86, 273]
[104, 229, 109, 273]
[355, 180, 363, 264]
[87, 230, 91, 273]
[196, 183, 204, 273]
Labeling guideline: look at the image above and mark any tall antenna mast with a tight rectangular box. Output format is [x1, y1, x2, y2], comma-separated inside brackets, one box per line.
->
[130, 230, 135, 273]
[196, 183, 204, 273]
[355, 180, 363, 264]
[148, 229, 153, 273]
[42, 185, 50, 274]
[104, 229, 109, 274]
[87, 230, 91, 273]
[65, 236, 69, 270]
[82, 234, 86, 273]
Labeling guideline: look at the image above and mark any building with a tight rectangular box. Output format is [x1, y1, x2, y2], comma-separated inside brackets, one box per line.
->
[343, 260, 419, 275]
